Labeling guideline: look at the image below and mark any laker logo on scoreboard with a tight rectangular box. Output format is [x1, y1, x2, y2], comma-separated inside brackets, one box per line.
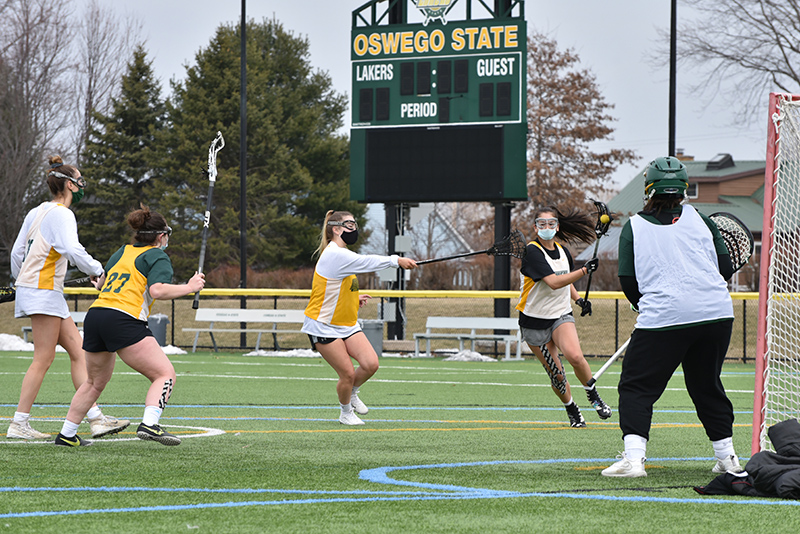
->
[413, 0, 456, 27]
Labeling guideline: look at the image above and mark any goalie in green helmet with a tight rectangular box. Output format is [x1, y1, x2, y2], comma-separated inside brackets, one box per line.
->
[602, 156, 740, 478]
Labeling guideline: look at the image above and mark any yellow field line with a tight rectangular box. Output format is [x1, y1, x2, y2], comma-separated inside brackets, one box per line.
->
[226, 422, 752, 435]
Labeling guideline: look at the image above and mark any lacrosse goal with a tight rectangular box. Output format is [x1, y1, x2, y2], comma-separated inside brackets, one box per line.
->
[753, 93, 800, 453]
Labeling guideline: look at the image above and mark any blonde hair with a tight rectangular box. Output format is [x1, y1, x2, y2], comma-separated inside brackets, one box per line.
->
[313, 210, 353, 258]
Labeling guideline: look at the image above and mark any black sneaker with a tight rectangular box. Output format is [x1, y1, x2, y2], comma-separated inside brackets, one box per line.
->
[565, 403, 586, 428]
[587, 388, 613, 419]
[54, 432, 92, 447]
[136, 423, 181, 446]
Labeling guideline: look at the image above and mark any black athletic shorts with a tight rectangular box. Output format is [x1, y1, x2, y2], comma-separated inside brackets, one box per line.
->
[307, 331, 358, 350]
[82, 307, 153, 353]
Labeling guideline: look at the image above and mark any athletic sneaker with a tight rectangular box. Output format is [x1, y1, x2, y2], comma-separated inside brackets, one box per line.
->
[565, 403, 586, 428]
[6, 421, 51, 440]
[54, 433, 92, 447]
[88, 415, 131, 438]
[586, 388, 612, 419]
[602, 453, 647, 478]
[350, 393, 369, 415]
[339, 412, 365, 426]
[136, 423, 181, 446]
[712, 454, 746, 475]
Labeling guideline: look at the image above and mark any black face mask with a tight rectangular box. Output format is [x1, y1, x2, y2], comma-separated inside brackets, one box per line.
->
[341, 229, 359, 245]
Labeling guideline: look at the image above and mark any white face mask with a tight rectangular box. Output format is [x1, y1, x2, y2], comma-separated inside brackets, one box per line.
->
[538, 228, 557, 241]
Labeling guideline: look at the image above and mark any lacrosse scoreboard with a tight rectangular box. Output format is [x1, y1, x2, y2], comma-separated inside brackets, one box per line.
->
[349, 13, 528, 203]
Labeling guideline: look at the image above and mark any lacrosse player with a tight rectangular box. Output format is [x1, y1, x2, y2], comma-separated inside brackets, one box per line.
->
[602, 156, 740, 477]
[516, 206, 611, 428]
[54, 206, 204, 447]
[7, 156, 128, 441]
[302, 210, 417, 425]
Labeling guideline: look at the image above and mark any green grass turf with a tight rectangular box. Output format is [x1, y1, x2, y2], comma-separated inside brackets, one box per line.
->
[1, 351, 797, 533]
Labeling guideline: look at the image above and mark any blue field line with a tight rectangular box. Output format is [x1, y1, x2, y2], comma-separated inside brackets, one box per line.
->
[4, 457, 797, 519]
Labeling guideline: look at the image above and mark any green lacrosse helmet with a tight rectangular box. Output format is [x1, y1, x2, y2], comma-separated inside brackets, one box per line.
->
[644, 156, 688, 198]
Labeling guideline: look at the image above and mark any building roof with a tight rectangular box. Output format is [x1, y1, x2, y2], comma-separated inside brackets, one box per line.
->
[610, 159, 764, 224]
[576, 156, 765, 261]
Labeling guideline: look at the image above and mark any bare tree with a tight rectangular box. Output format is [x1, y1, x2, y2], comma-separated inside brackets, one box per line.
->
[0, 0, 74, 278]
[71, 0, 142, 163]
[525, 31, 637, 224]
[669, 0, 800, 124]
[0, 0, 141, 278]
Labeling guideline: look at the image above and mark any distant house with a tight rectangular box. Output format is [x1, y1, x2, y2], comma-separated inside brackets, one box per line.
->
[577, 152, 764, 290]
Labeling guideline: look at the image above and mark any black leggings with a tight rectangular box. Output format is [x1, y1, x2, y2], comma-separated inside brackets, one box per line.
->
[617, 320, 734, 442]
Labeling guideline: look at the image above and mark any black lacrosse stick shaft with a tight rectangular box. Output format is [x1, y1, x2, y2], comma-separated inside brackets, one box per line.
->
[583, 200, 612, 304]
[416, 249, 490, 265]
[192, 177, 215, 310]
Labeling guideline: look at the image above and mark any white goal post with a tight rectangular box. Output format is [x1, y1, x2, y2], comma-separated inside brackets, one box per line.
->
[753, 92, 800, 453]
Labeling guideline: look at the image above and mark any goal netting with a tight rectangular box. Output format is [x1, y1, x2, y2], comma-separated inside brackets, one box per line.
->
[753, 93, 800, 453]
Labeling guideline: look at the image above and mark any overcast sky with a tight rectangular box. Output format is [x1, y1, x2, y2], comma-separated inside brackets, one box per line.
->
[97, 0, 768, 190]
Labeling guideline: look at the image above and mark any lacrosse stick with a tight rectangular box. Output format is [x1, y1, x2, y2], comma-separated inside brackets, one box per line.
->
[416, 229, 527, 265]
[0, 276, 96, 304]
[192, 131, 225, 310]
[709, 212, 755, 272]
[64, 276, 92, 286]
[586, 336, 630, 387]
[581, 200, 613, 315]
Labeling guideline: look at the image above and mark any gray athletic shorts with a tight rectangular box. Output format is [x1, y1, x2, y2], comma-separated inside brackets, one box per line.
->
[520, 313, 575, 347]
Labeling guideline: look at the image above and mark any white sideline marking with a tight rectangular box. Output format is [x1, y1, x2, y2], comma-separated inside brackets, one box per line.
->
[0, 425, 225, 445]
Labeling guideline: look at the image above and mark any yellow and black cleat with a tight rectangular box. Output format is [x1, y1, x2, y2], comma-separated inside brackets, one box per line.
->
[54, 433, 92, 447]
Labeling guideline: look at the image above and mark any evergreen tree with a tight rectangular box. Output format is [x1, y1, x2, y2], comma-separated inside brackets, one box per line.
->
[165, 18, 362, 282]
[80, 45, 168, 265]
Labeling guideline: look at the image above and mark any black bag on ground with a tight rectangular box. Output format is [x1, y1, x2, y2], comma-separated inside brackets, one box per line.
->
[693, 418, 800, 499]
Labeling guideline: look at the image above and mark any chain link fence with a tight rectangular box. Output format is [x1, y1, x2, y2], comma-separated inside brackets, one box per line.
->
[0, 289, 757, 362]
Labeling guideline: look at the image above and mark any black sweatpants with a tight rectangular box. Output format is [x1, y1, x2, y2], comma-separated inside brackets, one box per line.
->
[617, 319, 734, 442]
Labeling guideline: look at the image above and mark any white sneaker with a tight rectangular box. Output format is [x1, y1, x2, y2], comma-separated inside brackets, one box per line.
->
[350, 394, 369, 415]
[601, 453, 647, 477]
[712, 454, 746, 475]
[6, 420, 51, 440]
[88, 415, 131, 438]
[339, 411, 365, 426]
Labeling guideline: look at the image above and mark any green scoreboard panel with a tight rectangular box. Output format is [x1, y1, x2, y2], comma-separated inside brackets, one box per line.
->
[350, 17, 528, 203]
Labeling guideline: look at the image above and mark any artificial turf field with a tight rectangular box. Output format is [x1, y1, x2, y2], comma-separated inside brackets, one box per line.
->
[1, 350, 798, 533]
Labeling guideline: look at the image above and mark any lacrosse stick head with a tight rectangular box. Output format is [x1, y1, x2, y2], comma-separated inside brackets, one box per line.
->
[590, 199, 613, 238]
[207, 131, 225, 183]
[488, 229, 527, 259]
[709, 212, 755, 272]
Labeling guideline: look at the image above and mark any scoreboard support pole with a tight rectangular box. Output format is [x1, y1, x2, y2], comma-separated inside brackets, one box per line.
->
[385, 203, 406, 340]
[493, 201, 512, 318]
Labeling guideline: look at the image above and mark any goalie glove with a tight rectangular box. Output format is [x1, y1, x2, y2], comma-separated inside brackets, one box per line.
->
[575, 297, 592, 317]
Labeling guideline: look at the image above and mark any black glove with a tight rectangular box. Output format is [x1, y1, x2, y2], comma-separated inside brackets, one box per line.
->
[584, 257, 599, 274]
[575, 298, 592, 317]
[575, 297, 592, 317]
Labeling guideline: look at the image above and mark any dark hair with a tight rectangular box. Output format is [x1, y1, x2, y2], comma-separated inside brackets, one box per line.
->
[534, 206, 595, 244]
[314, 210, 353, 258]
[127, 204, 169, 245]
[642, 195, 683, 215]
[46, 155, 79, 197]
